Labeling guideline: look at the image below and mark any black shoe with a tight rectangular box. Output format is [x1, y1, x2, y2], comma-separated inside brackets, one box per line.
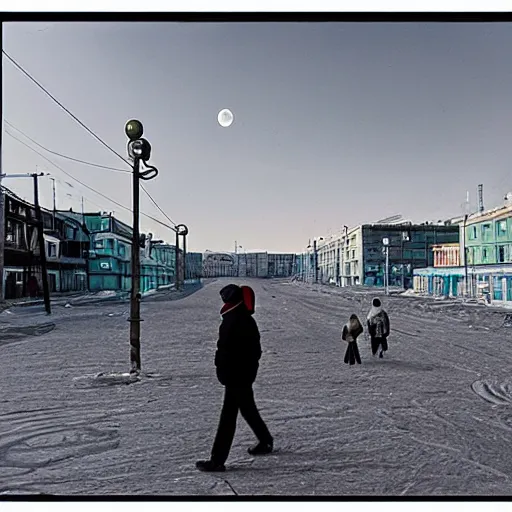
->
[248, 440, 273, 456]
[379, 350, 384, 358]
[195, 460, 226, 472]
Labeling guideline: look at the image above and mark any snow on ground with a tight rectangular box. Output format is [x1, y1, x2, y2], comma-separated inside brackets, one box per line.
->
[1, 278, 512, 496]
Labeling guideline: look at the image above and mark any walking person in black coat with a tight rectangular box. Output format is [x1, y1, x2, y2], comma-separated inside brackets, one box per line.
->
[367, 297, 391, 358]
[341, 314, 363, 365]
[196, 284, 273, 472]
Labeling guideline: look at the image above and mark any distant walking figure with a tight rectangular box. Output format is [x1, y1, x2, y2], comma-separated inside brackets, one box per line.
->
[196, 284, 273, 473]
[341, 314, 363, 365]
[367, 298, 390, 358]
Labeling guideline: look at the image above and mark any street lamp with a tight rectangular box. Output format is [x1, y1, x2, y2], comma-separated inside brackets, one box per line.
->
[382, 237, 389, 296]
[463, 214, 469, 298]
[125, 119, 159, 376]
[179, 224, 189, 286]
[174, 224, 188, 290]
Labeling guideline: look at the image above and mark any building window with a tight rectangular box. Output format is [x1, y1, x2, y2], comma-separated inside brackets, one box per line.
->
[481, 223, 492, 242]
[469, 226, 478, 240]
[482, 247, 490, 263]
[5, 220, 14, 243]
[497, 220, 508, 238]
[498, 245, 506, 263]
[118, 243, 126, 258]
[47, 242, 57, 258]
[100, 218, 111, 232]
[95, 240, 104, 249]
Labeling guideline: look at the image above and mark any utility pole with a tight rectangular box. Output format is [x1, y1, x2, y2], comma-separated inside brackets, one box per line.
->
[125, 119, 158, 376]
[175, 229, 180, 291]
[314, 239, 318, 284]
[463, 214, 469, 298]
[50, 177, 56, 231]
[33, 172, 51, 315]
[81, 196, 91, 291]
[175, 224, 188, 289]
[130, 155, 141, 373]
[0, 117, 4, 301]
[182, 229, 187, 285]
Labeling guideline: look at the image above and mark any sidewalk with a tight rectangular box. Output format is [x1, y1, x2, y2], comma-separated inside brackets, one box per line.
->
[0, 282, 203, 340]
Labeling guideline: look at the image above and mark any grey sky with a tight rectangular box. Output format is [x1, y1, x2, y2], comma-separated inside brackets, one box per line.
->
[2, 21, 512, 253]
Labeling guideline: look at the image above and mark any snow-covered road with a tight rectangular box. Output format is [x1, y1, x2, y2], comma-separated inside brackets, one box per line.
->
[1, 278, 512, 496]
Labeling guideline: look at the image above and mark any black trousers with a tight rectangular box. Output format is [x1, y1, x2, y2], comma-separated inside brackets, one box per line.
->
[211, 386, 273, 465]
[371, 336, 388, 355]
[344, 341, 361, 365]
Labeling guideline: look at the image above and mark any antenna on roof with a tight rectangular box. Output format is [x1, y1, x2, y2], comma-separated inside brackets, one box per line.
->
[478, 184, 484, 213]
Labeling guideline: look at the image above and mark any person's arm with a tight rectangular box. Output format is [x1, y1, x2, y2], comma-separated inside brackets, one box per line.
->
[341, 325, 348, 341]
[367, 319, 374, 337]
[383, 312, 390, 337]
[215, 320, 232, 367]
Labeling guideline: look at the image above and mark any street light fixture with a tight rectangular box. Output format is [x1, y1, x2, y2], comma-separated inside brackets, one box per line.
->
[125, 119, 159, 376]
[174, 224, 188, 290]
[382, 237, 389, 296]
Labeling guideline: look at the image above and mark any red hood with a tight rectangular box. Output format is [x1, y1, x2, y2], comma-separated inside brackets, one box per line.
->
[241, 285, 255, 315]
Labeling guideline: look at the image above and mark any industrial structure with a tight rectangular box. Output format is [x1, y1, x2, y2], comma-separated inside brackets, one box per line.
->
[202, 251, 296, 279]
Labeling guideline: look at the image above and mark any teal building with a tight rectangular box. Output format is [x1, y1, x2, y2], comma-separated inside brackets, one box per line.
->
[58, 211, 178, 294]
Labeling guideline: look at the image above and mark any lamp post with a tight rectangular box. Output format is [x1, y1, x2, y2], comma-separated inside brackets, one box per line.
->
[177, 224, 188, 287]
[174, 228, 180, 291]
[463, 214, 469, 298]
[125, 119, 159, 376]
[383, 237, 389, 296]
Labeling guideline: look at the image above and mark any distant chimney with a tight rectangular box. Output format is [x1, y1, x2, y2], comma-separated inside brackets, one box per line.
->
[478, 184, 484, 213]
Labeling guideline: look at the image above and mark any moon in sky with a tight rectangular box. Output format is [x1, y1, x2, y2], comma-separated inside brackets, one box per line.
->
[217, 108, 234, 128]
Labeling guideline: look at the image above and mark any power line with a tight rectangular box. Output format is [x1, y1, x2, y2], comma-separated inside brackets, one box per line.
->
[4, 120, 130, 174]
[140, 183, 177, 227]
[3, 50, 178, 232]
[7, 120, 176, 226]
[5, 129, 177, 233]
[2, 49, 131, 168]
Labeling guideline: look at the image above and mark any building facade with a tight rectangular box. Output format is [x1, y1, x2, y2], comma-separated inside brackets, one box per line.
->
[3, 189, 89, 299]
[185, 252, 203, 281]
[300, 222, 460, 289]
[413, 200, 512, 304]
[59, 211, 178, 295]
[201, 251, 296, 278]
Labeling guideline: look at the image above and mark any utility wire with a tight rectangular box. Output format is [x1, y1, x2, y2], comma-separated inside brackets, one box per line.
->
[6, 129, 177, 233]
[2, 49, 131, 167]
[6, 119, 176, 226]
[3, 50, 178, 230]
[140, 183, 177, 227]
[4, 120, 130, 173]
